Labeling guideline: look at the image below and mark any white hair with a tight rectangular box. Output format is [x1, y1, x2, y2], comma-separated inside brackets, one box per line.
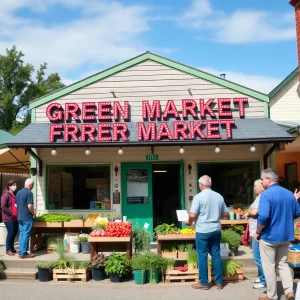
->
[262, 168, 278, 182]
[198, 176, 212, 186]
[25, 178, 34, 186]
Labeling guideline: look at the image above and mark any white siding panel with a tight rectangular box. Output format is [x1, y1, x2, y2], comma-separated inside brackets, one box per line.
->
[270, 76, 300, 123]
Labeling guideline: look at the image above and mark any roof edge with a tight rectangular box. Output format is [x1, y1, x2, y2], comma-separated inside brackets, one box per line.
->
[29, 51, 269, 110]
[269, 67, 298, 98]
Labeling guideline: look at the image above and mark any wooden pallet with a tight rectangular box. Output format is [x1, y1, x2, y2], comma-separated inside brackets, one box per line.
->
[53, 268, 89, 283]
[165, 269, 198, 283]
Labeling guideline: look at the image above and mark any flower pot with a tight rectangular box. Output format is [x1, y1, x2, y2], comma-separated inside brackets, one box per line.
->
[147, 270, 160, 284]
[38, 268, 52, 282]
[109, 273, 125, 282]
[229, 247, 239, 256]
[133, 270, 147, 285]
[81, 242, 90, 254]
[92, 266, 106, 281]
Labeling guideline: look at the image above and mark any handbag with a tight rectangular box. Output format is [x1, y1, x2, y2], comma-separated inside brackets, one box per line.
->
[241, 222, 250, 245]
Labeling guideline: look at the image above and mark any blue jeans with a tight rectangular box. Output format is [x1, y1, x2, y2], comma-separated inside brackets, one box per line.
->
[18, 220, 33, 256]
[252, 238, 266, 286]
[4, 222, 18, 253]
[196, 230, 223, 286]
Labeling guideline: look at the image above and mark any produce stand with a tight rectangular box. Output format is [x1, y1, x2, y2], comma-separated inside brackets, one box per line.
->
[221, 219, 248, 225]
[30, 222, 91, 254]
[88, 236, 132, 260]
[157, 234, 195, 255]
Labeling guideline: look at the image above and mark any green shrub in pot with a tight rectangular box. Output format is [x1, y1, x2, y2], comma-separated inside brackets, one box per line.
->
[105, 252, 130, 282]
[221, 229, 241, 250]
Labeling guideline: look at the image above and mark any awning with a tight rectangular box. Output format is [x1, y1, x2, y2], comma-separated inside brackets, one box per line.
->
[6, 118, 294, 148]
[0, 147, 30, 174]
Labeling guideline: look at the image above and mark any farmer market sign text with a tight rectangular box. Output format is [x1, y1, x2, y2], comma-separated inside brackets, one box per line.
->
[46, 99, 248, 142]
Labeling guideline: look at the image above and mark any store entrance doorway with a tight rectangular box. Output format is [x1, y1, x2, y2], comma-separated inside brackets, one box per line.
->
[152, 163, 181, 229]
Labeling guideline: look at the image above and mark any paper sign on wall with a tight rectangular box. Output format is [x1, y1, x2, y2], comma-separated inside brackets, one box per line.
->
[176, 210, 189, 222]
[144, 223, 149, 229]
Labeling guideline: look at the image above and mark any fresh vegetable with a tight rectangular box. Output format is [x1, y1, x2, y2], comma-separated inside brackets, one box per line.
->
[89, 221, 132, 237]
[35, 214, 71, 222]
[154, 223, 180, 235]
[178, 266, 188, 272]
[180, 228, 195, 234]
[85, 214, 100, 222]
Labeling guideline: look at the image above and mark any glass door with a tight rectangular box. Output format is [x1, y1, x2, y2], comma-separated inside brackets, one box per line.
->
[121, 162, 153, 233]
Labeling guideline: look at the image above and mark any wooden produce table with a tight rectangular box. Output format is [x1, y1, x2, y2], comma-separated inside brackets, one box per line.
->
[157, 234, 195, 255]
[88, 236, 132, 260]
[30, 222, 90, 254]
[221, 219, 248, 225]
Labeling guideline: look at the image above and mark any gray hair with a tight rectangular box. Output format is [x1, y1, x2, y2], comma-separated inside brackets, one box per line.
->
[25, 178, 34, 186]
[198, 175, 212, 186]
[262, 168, 278, 182]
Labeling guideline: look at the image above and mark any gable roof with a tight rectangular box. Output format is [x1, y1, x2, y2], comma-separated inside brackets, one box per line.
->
[269, 67, 298, 98]
[0, 130, 13, 146]
[29, 52, 269, 110]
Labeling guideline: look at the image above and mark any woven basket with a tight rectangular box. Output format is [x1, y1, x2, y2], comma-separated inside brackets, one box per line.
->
[288, 251, 300, 265]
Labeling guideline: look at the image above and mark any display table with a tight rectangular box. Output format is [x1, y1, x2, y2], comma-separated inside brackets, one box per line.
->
[29, 222, 91, 254]
[88, 236, 132, 260]
[221, 219, 248, 225]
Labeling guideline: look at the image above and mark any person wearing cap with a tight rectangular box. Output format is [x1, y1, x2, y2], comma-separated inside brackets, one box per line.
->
[185, 175, 229, 290]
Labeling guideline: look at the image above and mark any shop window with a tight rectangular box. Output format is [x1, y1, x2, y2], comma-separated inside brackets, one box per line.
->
[47, 165, 111, 210]
[126, 169, 149, 204]
[197, 161, 260, 206]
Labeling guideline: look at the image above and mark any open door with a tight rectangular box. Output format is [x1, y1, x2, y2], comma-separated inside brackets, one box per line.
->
[121, 162, 153, 233]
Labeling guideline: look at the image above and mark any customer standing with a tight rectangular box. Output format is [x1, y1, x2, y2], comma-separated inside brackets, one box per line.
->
[255, 168, 300, 300]
[1, 180, 18, 256]
[245, 179, 266, 289]
[17, 178, 35, 259]
[185, 175, 229, 290]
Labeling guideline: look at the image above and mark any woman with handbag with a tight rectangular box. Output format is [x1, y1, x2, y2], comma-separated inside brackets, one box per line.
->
[245, 179, 266, 290]
[1, 180, 18, 256]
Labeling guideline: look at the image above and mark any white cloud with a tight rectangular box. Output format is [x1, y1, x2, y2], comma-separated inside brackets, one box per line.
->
[0, 0, 151, 77]
[178, 0, 295, 44]
[200, 67, 281, 94]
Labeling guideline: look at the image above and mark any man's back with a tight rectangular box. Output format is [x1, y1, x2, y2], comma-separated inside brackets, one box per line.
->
[16, 188, 33, 221]
[190, 189, 227, 233]
[258, 184, 300, 243]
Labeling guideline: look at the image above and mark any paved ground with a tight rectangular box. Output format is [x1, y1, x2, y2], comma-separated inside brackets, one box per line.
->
[0, 278, 297, 300]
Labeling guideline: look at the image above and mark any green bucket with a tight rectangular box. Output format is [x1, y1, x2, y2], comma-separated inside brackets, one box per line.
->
[147, 270, 160, 284]
[133, 270, 147, 285]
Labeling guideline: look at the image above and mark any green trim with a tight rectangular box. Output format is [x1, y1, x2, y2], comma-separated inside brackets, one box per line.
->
[45, 163, 111, 210]
[31, 148, 37, 204]
[29, 52, 269, 110]
[0, 130, 13, 146]
[31, 108, 36, 123]
[264, 102, 270, 118]
[269, 67, 298, 98]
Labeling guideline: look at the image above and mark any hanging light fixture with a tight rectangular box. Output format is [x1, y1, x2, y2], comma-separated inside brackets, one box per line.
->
[85, 147, 91, 155]
[51, 148, 57, 156]
[179, 146, 185, 154]
[215, 146, 221, 154]
[250, 144, 256, 152]
[118, 147, 124, 155]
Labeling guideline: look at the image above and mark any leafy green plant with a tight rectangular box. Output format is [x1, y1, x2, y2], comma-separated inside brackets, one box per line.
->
[132, 227, 152, 253]
[161, 243, 177, 252]
[229, 225, 245, 235]
[78, 233, 89, 243]
[53, 238, 76, 270]
[223, 259, 242, 276]
[70, 214, 83, 220]
[35, 213, 72, 222]
[92, 253, 108, 268]
[77, 261, 91, 269]
[166, 258, 175, 269]
[35, 261, 56, 270]
[130, 253, 148, 271]
[185, 243, 194, 252]
[100, 212, 120, 221]
[105, 252, 130, 277]
[187, 249, 198, 266]
[154, 223, 180, 235]
[144, 252, 165, 284]
[222, 230, 241, 249]
[177, 244, 186, 252]
[0, 262, 5, 273]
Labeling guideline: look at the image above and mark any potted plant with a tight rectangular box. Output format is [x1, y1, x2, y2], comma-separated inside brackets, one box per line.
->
[78, 233, 90, 254]
[223, 259, 243, 281]
[220, 232, 229, 257]
[130, 253, 148, 285]
[91, 253, 108, 281]
[35, 261, 56, 282]
[161, 243, 177, 259]
[105, 252, 130, 282]
[145, 252, 164, 284]
[222, 229, 241, 256]
[166, 258, 175, 270]
[187, 246, 198, 270]
[132, 227, 152, 253]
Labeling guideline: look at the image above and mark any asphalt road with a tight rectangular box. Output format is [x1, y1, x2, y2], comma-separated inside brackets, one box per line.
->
[0, 278, 296, 300]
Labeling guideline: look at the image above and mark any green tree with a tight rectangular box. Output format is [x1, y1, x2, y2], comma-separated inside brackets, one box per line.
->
[0, 46, 65, 134]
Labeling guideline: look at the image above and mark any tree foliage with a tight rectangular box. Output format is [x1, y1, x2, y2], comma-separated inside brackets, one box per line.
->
[0, 46, 65, 134]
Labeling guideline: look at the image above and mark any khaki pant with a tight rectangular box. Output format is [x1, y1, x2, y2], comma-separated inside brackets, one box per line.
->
[259, 239, 293, 300]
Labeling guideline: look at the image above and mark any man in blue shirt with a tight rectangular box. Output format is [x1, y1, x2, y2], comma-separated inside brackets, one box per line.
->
[186, 175, 228, 290]
[255, 168, 300, 300]
[16, 178, 36, 259]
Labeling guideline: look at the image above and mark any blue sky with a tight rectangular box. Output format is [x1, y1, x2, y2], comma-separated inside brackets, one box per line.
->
[0, 0, 297, 93]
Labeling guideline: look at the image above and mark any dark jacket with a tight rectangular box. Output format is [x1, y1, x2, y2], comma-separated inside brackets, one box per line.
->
[1, 190, 17, 222]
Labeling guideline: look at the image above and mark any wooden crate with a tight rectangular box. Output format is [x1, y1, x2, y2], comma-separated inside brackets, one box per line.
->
[209, 266, 244, 282]
[177, 252, 187, 260]
[165, 269, 198, 283]
[34, 222, 63, 228]
[64, 220, 84, 227]
[288, 251, 300, 265]
[83, 221, 95, 228]
[162, 252, 177, 259]
[53, 268, 89, 283]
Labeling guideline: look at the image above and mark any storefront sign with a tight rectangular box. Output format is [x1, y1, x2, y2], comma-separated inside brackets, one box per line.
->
[46, 98, 248, 143]
[145, 154, 158, 161]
